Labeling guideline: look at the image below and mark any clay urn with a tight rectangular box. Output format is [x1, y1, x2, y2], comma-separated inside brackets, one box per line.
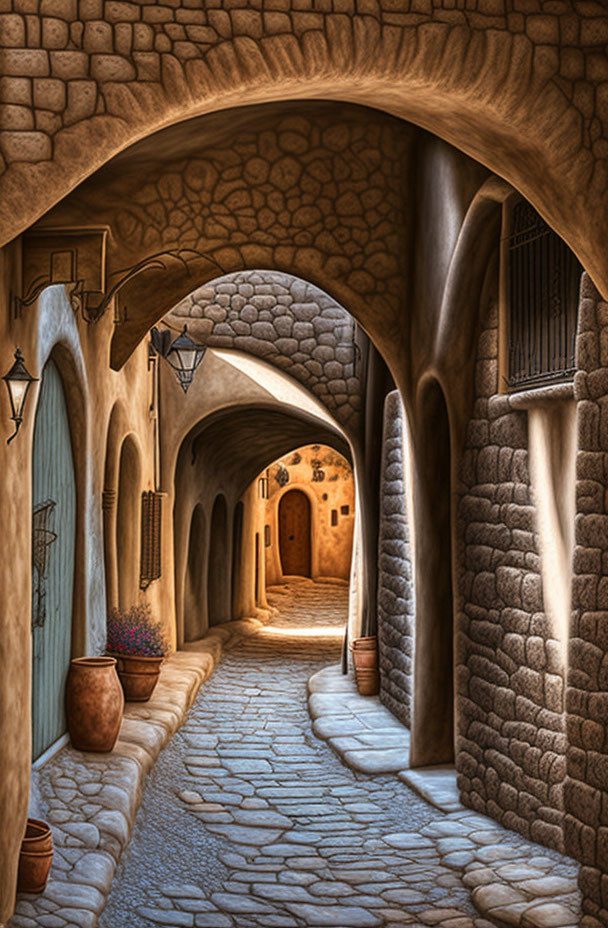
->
[66, 656, 124, 752]
[17, 818, 53, 893]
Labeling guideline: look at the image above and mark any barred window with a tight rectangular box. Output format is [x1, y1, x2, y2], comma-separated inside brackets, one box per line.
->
[506, 200, 581, 390]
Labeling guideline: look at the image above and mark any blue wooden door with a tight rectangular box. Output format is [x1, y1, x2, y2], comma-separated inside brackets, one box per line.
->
[31, 360, 76, 761]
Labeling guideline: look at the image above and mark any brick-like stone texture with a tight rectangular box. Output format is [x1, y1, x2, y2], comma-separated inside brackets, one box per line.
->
[456, 293, 567, 855]
[167, 270, 361, 430]
[566, 274, 608, 927]
[377, 390, 414, 729]
[0, 2, 607, 301]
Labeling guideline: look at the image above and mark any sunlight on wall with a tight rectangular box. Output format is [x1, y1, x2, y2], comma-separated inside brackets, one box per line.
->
[212, 349, 337, 426]
[528, 403, 577, 659]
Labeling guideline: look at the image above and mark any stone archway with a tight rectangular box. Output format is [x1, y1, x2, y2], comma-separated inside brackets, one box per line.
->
[2, 17, 607, 297]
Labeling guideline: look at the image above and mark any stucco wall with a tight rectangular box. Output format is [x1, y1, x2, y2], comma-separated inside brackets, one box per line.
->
[456, 291, 569, 854]
[0, 261, 157, 924]
[377, 390, 415, 730]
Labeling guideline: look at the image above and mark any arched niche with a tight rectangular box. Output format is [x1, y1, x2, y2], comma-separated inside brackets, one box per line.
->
[231, 501, 244, 619]
[116, 435, 142, 611]
[410, 376, 455, 768]
[183, 504, 207, 642]
[207, 494, 229, 627]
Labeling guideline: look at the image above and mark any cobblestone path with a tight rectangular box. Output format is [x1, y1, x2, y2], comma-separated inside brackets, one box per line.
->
[98, 581, 566, 928]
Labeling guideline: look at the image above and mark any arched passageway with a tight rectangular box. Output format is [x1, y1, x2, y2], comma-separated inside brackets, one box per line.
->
[207, 495, 229, 627]
[31, 359, 77, 762]
[116, 437, 141, 612]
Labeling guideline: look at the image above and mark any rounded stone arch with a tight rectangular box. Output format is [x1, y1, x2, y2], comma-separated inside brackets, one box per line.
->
[164, 268, 362, 432]
[2, 24, 605, 297]
[116, 433, 143, 611]
[183, 504, 207, 643]
[207, 493, 229, 627]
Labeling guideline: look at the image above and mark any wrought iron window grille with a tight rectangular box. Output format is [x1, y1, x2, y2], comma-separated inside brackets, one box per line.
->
[505, 201, 581, 391]
[32, 499, 57, 629]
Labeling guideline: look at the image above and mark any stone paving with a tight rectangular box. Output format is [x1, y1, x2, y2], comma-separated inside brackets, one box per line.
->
[9, 617, 264, 928]
[10, 580, 582, 928]
[96, 580, 579, 928]
[310, 665, 581, 928]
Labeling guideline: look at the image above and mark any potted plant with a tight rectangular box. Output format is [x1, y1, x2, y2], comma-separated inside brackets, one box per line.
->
[107, 603, 169, 702]
[17, 818, 53, 893]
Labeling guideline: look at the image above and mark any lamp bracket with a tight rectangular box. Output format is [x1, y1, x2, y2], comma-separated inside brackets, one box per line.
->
[13, 228, 109, 323]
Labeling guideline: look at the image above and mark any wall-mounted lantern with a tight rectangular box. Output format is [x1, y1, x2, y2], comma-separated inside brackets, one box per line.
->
[3, 349, 38, 444]
[150, 325, 207, 393]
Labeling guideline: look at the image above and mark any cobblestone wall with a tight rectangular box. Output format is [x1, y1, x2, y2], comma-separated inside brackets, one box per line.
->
[566, 274, 608, 926]
[377, 390, 414, 729]
[167, 270, 360, 430]
[456, 296, 567, 854]
[0, 0, 606, 301]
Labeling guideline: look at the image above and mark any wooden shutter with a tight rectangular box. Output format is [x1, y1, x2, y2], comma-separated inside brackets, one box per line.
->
[140, 491, 162, 588]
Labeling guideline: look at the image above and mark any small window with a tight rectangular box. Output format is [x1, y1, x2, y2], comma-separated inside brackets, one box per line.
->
[341, 505, 349, 516]
[264, 524, 271, 547]
[506, 200, 581, 390]
[331, 509, 338, 527]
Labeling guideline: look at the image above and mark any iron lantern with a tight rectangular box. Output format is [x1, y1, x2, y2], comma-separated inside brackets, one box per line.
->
[150, 325, 207, 394]
[3, 348, 38, 444]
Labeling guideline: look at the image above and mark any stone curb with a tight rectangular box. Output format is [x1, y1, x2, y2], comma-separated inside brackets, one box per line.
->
[9, 617, 264, 928]
[308, 664, 581, 928]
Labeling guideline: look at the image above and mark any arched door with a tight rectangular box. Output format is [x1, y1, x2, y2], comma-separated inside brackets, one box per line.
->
[279, 490, 311, 577]
[31, 360, 76, 761]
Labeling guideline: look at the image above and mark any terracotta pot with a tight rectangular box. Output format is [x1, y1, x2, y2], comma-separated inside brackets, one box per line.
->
[351, 637, 379, 695]
[351, 636, 378, 651]
[66, 657, 124, 752]
[17, 819, 53, 894]
[354, 667, 380, 696]
[111, 654, 163, 702]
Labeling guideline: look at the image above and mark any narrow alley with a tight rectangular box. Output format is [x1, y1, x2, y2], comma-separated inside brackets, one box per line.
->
[97, 582, 578, 928]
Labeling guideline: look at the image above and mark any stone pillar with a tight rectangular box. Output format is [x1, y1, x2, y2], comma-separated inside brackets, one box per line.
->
[377, 390, 415, 728]
[566, 274, 608, 926]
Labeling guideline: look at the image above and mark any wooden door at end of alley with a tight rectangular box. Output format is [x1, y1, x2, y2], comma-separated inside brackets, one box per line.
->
[279, 490, 311, 577]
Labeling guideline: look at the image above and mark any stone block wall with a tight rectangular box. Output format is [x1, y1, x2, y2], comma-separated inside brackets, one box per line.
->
[168, 269, 360, 430]
[456, 296, 567, 853]
[377, 390, 414, 729]
[566, 274, 608, 925]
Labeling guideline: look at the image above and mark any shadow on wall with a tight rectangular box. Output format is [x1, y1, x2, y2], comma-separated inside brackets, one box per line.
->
[411, 377, 454, 768]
